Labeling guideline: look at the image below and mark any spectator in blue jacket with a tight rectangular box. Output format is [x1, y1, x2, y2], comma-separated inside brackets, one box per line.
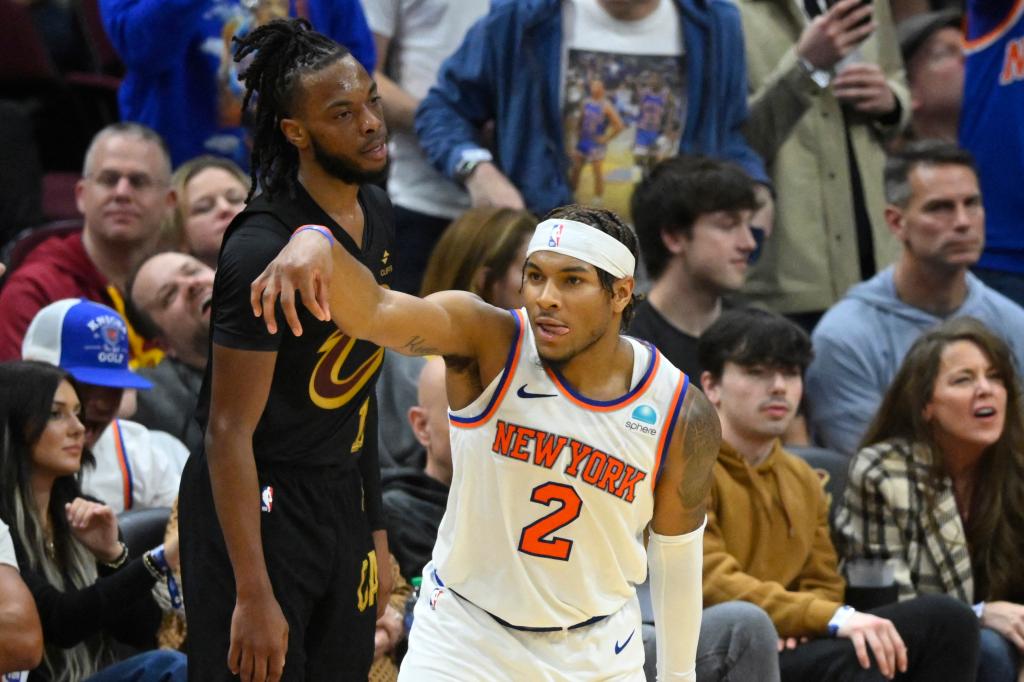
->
[100, 0, 375, 169]
[415, 0, 768, 221]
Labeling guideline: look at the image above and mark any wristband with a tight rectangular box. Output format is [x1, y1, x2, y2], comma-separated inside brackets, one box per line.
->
[291, 224, 335, 247]
[827, 605, 856, 637]
[973, 602, 985, 619]
[142, 550, 163, 580]
[150, 545, 169, 572]
[100, 541, 129, 569]
[144, 545, 183, 609]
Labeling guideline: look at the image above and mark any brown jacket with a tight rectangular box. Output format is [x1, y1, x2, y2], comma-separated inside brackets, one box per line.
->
[703, 439, 846, 637]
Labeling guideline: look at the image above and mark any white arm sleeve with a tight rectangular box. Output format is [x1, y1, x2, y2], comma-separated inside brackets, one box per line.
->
[648, 517, 706, 682]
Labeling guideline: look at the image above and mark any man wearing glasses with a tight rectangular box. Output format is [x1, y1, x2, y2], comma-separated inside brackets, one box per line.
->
[0, 123, 175, 364]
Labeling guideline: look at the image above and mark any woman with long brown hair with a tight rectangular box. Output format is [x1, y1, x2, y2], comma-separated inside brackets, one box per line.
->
[0, 361, 186, 681]
[418, 206, 537, 304]
[836, 317, 1024, 682]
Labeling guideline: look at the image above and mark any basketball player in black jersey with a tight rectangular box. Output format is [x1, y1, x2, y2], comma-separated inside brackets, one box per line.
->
[177, 19, 394, 682]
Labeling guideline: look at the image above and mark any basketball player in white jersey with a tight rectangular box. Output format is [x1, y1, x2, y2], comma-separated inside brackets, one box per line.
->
[250, 205, 720, 681]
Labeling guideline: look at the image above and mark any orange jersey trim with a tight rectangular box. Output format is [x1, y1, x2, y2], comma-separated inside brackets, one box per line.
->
[112, 420, 133, 511]
[650, 372, 689, 490]
[449, 309, 525, 429]
[964, 0, 1024, 53]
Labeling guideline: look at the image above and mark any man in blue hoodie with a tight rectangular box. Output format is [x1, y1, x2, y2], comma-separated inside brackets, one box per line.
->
[414, 0, 768, 221]
[805, 141, 1024, 455]
[101, 0, 375, 169]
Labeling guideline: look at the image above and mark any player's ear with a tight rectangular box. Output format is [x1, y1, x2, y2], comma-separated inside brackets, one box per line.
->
[610, 276, 634, 314]
[280, 118, 308, 150]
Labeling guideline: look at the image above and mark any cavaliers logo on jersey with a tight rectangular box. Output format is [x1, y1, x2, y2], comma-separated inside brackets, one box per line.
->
[308, 330, 384, 409]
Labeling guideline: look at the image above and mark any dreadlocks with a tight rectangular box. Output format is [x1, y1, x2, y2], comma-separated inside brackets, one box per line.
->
[234, 18, 351, 200]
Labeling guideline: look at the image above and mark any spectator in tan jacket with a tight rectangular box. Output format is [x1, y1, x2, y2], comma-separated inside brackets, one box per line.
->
[698, 307, 979, 682]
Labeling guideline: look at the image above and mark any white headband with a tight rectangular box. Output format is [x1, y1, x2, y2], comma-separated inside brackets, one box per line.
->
[526, 218, 636, 279]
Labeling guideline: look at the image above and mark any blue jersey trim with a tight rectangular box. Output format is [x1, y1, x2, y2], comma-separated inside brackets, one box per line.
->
[547, 339, 658, 409]
[449, 309, 523, 426]
[654, 373, 690, 487]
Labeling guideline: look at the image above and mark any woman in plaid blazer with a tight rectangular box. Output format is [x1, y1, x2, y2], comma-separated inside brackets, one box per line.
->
[835, 317, 1024, 682]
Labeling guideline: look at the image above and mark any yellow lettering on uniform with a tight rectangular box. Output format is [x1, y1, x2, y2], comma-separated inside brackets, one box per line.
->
[351, 397, 369, 453]
[356, 549, 380, 612]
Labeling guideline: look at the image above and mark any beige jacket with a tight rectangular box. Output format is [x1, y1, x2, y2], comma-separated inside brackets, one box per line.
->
[738, 0, 910, 313]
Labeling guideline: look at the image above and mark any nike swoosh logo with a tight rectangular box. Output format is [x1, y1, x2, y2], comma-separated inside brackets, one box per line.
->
[517, 384, 557, 399]
[614, 628, 635, 655]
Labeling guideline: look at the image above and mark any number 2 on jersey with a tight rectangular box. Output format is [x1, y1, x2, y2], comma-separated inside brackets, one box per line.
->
[518, 482, 583, 561]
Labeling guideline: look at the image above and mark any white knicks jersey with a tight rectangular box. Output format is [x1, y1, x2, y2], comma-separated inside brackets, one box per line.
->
[433, 308, 690, 629]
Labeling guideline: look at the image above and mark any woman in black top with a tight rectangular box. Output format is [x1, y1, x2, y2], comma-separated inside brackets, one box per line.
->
[0, 361, 186, 682]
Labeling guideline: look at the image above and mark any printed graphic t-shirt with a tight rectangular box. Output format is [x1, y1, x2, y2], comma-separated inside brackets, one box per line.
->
[561, 0, 686, 220]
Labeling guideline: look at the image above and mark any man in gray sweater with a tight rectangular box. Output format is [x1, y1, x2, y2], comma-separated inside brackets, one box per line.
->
[805, 141, 1024, 455]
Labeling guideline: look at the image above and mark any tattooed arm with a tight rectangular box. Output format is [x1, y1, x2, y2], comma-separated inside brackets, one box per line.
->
[647, 385, 720, 682]
[651, 386, 721, 535]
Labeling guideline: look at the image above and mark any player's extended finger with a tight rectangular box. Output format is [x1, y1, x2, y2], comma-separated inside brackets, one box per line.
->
[298, 270, 327, 322]
[268, 645, 286, 682]
[865, 628, 894, 678]
[261, 279, 281, 335]
[279, 285, 304, 338]
[227, 639, 241, 676]
[851, 632, 872, 671]
[238, 648, 253, 682]
[315, 275, 331, 323]
[250, 651, 269, 682]
[251, 270, 269, 318]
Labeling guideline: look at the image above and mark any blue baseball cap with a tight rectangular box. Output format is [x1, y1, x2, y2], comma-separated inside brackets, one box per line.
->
[21, 299, 152, 390]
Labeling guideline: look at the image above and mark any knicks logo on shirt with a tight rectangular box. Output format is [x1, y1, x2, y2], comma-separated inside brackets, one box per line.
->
[308, 330, 383, 409]
[1000, 37, 1024, 85]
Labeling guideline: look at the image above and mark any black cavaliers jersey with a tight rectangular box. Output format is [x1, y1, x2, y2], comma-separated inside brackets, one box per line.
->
[196, 183, 394, 467]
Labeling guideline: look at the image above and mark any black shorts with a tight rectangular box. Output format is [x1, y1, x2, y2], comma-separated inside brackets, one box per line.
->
[179, 454, 377, 681]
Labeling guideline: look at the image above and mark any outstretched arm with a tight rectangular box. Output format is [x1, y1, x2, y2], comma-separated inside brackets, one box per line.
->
[250, 229, 512, 362]
[647, 387, 721, 681]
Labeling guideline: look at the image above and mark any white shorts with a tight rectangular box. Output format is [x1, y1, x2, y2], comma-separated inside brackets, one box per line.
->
[398, 563, 646, 681]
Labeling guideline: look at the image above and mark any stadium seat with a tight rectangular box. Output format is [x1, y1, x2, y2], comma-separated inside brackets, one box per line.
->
[788, 445, 850, 524]
[118, 506, 172, 560]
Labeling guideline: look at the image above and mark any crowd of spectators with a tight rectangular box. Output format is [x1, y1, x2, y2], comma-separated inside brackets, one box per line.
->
[1, 0, 1023, 679]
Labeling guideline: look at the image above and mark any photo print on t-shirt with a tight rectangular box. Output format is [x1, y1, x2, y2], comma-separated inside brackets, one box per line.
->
[563, 49, 686, 221]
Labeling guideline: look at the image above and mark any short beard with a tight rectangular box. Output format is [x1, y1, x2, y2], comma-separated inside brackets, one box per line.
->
[310, 134, 388, 186]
